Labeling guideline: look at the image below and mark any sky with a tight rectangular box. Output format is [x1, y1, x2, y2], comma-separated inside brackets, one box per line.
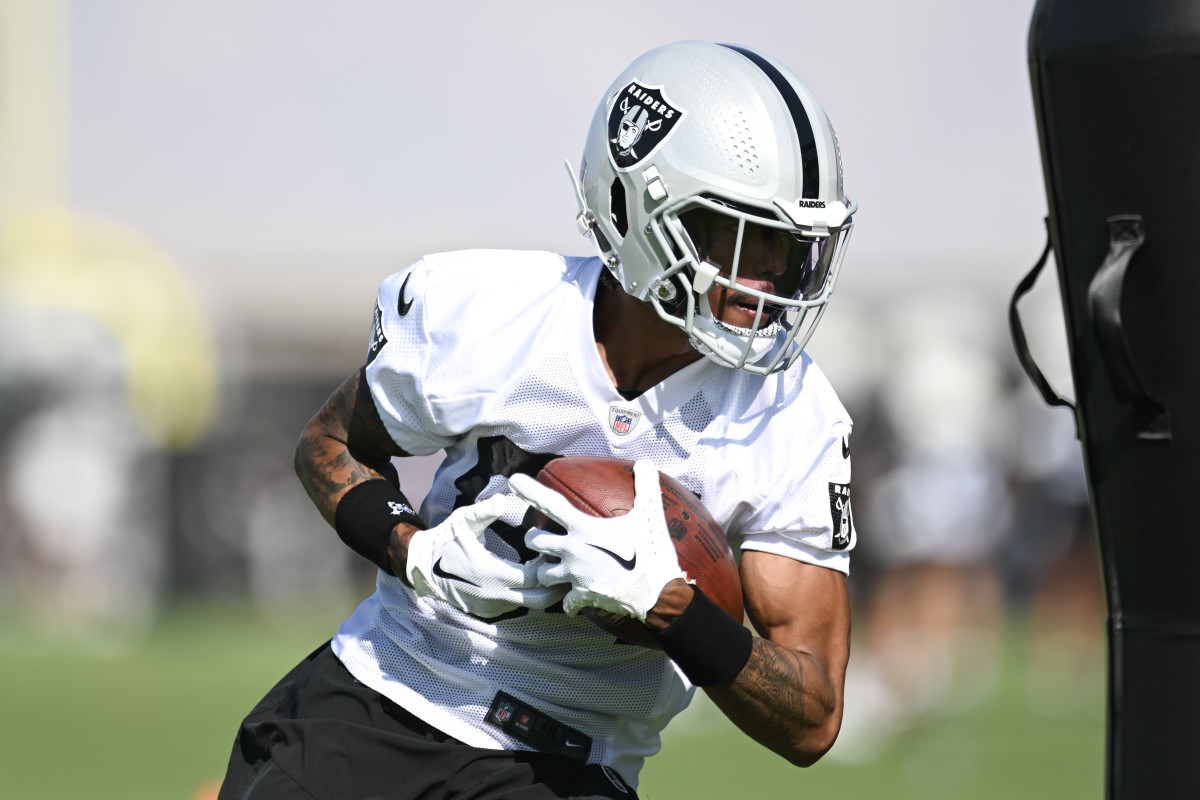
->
[30, 0, 1060, 376]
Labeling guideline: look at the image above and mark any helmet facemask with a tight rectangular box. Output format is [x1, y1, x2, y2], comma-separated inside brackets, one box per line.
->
[641, 194, 855, 374]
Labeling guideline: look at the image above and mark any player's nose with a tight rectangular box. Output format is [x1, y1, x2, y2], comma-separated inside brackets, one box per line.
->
[743, 238, 788, 279]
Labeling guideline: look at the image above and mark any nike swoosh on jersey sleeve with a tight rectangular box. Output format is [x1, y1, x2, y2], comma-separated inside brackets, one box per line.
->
[397, 273, 415, 316]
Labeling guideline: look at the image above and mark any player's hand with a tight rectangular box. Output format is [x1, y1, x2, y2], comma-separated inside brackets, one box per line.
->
[405, 495, 565, 618]
[508, 460, 684, 621]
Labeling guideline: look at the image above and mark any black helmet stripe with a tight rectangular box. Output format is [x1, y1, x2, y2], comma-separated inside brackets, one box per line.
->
[718, 43, 820, 200]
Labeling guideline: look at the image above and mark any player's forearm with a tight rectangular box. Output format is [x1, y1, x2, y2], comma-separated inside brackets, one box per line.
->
[295, 415, 389, 526]
[294, 370, 402, 525]
[646, 581, 841, 765]
[295, 369, 424, 577]
[295, 418, 420, 577]
[704, 638, 841, 767]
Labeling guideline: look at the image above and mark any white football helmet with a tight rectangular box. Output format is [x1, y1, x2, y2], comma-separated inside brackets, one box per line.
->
[568, 41, 856, 374]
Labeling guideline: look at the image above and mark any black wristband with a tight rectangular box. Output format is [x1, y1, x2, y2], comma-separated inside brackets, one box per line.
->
[652, 585, 754, 687]
[333, 479, 426, 571]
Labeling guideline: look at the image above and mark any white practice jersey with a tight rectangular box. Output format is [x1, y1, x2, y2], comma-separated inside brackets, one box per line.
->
[332, 250, 855, 787]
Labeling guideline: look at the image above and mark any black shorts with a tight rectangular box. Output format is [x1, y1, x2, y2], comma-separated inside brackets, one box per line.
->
[217, 641, 637, 800]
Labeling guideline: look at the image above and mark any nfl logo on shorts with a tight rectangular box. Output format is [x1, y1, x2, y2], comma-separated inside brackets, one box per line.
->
[608, 405, 643, 437]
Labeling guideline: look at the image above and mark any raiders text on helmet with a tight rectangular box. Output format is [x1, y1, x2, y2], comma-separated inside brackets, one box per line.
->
[567, 41, 857, 374]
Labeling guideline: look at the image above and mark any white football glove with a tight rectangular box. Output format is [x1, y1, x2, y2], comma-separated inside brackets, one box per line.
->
[508, 460, 684, 621]
[405, 495, 565, 619]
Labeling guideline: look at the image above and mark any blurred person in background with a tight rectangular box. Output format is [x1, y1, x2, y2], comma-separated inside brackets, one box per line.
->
[1005, 384, 1102, 717]
[218, 41, 860, 800]
[0, 214, 214, 645]
[1002, 294, 1104, 719]
[833, 288, 1014, 761]
[0, 323, 166, 643]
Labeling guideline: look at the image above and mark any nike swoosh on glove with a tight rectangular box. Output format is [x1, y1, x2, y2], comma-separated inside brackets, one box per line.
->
[508, 460, 684, 621]
[405, 494, 565, 618]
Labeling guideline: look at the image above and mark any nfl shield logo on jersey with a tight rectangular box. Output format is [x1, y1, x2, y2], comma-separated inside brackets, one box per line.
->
[608, 405, 643, 436]
[492, 701, 515, 724]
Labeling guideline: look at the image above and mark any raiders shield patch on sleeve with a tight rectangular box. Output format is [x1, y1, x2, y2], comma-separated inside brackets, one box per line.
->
[828, 481, 853, 550]
[366, 302, 387, 365]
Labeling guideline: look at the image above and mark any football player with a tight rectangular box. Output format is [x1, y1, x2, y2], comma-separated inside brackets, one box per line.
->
[219, 40, 857, 800]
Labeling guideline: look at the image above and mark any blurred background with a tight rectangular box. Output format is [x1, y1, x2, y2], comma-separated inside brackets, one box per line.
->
[0, 1, 1104, 798]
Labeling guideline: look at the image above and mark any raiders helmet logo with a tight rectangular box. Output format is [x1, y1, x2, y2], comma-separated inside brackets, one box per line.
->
[607, 81, 685, 170]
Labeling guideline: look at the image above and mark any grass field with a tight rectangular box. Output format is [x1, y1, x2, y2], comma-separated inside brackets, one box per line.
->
[0, 604, 1104, 799]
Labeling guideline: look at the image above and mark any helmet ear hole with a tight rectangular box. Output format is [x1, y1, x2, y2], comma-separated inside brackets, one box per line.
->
[593, 226, 613, 255]
[609, 178, 629, 237]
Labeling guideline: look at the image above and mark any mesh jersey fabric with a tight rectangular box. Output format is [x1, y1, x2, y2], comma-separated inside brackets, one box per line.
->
[332, 249, 855, 788]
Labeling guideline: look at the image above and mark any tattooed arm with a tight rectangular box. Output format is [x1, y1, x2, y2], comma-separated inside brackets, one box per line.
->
[646, 552, 850, 766]
[294, 366, 420, 580]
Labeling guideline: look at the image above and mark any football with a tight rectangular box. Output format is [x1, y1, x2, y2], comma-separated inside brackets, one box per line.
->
[534, 456, 743, 649]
